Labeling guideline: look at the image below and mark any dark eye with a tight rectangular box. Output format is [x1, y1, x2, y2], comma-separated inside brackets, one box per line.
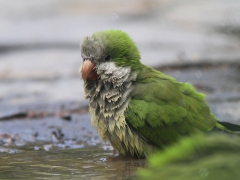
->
[104, 55, 111, 61]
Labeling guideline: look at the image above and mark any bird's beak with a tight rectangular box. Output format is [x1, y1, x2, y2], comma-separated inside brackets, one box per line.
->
[81, 59, 99, 81]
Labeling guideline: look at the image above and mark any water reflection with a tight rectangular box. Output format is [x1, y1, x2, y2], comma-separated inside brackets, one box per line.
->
[0, 143, 145, 179]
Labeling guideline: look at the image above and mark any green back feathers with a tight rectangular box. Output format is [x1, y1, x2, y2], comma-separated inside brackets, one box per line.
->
[92, 30, 142, 70]
[126, 65, 217, 147]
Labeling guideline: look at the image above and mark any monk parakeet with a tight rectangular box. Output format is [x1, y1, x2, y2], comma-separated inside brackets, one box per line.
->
[79, 30, 239, 158]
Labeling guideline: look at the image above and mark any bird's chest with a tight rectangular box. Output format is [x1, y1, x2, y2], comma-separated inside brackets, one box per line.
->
[83, 63, 135, 136]
[86, 79, 132, 140]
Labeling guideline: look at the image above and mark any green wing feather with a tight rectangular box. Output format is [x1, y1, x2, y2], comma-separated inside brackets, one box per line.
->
[126, 65, 217, 148]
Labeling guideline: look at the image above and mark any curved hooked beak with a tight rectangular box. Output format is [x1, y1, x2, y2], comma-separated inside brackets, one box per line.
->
[81, 59, 99, 81]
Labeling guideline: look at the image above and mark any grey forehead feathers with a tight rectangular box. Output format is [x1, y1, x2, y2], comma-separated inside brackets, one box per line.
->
[80, 35, 107, 61]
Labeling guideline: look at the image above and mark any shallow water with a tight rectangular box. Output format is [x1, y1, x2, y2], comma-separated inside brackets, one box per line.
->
[0, 143, 145, 180]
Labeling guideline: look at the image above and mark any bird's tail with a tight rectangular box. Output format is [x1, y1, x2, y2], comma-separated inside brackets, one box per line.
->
[216, 121, 240, 133]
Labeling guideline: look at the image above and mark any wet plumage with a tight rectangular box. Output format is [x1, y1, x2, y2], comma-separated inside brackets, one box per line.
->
[79, 30, 236, 158]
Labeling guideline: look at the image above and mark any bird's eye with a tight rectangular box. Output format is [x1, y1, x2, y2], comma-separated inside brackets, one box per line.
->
[104, 55, 111, 61]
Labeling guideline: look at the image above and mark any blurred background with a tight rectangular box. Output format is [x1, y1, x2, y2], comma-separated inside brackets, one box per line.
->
[0, 0, 239, 106]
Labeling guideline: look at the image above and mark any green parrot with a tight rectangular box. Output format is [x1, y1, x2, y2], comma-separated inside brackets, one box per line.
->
[79, 29, 239, 158]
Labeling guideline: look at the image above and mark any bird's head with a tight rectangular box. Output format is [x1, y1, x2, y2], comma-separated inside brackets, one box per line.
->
[80, 30, 141, 81]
